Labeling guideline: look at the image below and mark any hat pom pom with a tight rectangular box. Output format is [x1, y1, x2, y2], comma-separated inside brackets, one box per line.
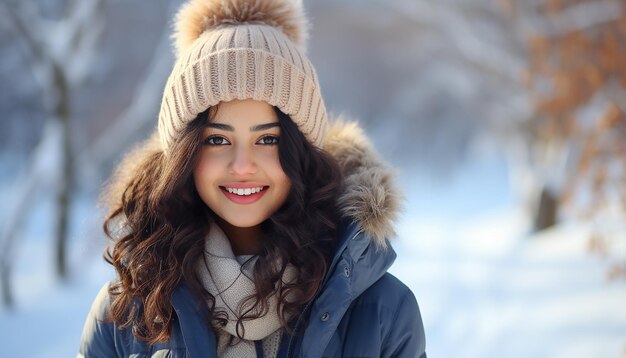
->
[173, 0, 307, 56]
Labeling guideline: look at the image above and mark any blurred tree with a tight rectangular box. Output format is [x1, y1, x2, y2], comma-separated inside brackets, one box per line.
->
[0, 0, 105, 306]
[308, 0, 481, 176]
[520, 0, 626, 275]
[0, 0, 174, 308]
[363, 0, 625, 249]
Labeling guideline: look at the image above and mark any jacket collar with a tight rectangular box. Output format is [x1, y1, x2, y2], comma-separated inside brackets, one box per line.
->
[171, 283, 216, 355]
[289, 120, 403, 356]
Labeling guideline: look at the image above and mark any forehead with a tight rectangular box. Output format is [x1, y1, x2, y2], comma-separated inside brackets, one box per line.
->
[212, 99, 278, 125]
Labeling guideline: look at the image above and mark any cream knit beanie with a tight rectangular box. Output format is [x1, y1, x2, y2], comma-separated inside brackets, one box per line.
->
[157, 0, 328, 152]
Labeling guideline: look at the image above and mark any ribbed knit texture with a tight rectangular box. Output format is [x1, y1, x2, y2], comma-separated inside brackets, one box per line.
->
[158, 22, 328, 151]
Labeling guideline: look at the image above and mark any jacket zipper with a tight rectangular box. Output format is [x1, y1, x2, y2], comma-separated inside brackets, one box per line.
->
[285, 298, 314, 357]
[285, 229, 362, 357]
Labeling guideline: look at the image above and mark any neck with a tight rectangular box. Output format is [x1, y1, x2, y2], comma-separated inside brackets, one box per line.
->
[215, 218, 263, 255]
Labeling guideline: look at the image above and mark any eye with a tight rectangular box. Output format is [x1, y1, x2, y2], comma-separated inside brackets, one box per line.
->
[257, 135, 279, 145]
[203, 136, 230, 146]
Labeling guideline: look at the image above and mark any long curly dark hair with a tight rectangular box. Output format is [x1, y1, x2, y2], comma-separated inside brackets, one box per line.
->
[102, 106, 343, 344]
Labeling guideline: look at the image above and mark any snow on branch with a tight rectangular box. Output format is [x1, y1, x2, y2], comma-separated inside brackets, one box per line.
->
[77, 29, 173, 185]
[54, 0, 106, 85]
[0, 1, 46, 63]
[525, 0, 623, 37]
[0, 1, 54, 94]
[375, 0, 526, 87]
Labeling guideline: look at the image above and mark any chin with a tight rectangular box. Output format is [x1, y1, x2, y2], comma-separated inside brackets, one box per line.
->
[218, 214, 266, 229]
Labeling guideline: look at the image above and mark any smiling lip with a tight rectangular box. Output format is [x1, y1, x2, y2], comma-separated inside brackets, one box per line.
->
[220, 185, 268, 205]
[221, 182, 268, 189]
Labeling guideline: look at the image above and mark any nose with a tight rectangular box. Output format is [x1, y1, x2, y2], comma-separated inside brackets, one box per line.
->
[229, 145, 257, 175]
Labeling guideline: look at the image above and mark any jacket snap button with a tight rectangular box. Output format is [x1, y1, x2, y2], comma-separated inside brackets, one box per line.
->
[321, 312, 329, 321]
[343, 266, 350, 277]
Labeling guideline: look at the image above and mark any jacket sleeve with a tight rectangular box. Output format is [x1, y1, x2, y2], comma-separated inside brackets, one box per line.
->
[77, 282, 119, 358]
[381, 288, 427, 358]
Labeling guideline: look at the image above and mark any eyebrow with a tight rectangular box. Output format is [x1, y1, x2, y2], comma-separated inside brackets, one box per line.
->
[206, 122, 280, 132]
[250, 122, 280, 131]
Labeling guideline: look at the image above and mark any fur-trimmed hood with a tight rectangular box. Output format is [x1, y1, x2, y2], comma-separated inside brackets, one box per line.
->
[323, 117, 402, 248]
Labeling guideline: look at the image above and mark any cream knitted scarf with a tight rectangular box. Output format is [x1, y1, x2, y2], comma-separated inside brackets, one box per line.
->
[196, 224, 296, 357]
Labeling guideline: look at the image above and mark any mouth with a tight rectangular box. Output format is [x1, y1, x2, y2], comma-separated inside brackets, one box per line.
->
[219, 185, 269, 204]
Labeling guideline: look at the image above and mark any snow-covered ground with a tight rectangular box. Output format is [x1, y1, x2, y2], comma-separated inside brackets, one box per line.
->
[392, 210, 626, 358]
[1, 152, 625, 357]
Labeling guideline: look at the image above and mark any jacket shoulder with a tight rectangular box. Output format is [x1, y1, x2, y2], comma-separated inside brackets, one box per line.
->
[78, 282, 149, 357]
[332, 273, 427, 358]
[358, 272, 412, 303]
[78, 282, 118, 357]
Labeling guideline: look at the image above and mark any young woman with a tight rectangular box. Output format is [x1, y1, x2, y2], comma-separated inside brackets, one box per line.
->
[79, 0, 426, 357]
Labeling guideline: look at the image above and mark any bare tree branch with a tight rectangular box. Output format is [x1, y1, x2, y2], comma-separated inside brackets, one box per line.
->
[0, 1, 48, 72]
[77, 28, 173, 184]
[0, 120, 62, 307]
[66, 0, 106, 86]
[376, 0, 527, 87]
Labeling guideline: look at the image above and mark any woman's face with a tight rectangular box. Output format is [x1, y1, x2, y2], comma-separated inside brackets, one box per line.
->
[193, 99, 291, 229]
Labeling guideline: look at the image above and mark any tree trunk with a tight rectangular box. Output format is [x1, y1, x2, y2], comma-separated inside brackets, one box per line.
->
[53, 64, 72, 280]
[1, 263, 13, 308]
[533, 186, 558, 232]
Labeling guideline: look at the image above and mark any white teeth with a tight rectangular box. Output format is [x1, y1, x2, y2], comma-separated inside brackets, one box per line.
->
[224, 186, 264, 196]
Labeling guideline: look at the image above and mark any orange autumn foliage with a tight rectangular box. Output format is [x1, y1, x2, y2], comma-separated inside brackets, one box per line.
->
[523, 0, 626, 277]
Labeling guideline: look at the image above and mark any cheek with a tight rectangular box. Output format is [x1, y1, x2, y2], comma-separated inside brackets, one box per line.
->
[257, 151, 291, 197]
[276, 173, 291, 201]
[260, 151, 289, 179]
[193, 153, 220, 188]
[272, 161, 292, 199]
